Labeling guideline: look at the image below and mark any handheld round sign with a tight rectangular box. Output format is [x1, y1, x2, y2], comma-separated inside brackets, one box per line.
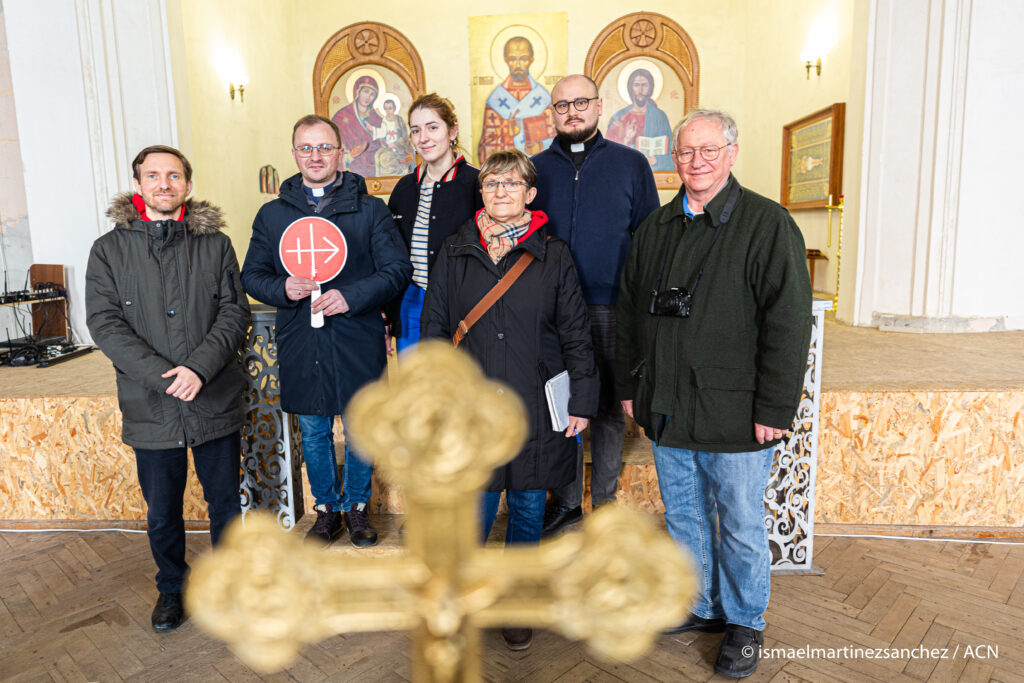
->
[278, 217, 348, 282]
[278, 217, 348, 328]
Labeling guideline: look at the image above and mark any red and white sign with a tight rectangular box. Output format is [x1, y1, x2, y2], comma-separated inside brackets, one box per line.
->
[278, 217, 348, 283]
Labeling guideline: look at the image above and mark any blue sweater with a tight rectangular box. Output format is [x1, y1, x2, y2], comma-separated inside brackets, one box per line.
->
[530, 132, 660, 305]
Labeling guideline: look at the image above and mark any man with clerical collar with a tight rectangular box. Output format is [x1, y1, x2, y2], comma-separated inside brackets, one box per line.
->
[241, 114, 410, 549]
[530, 74, 660, 536]
[616, 109, 812, 678]
[86, 145, 251, 633]
[606, 68, 674, 170]
[477, 36, 556, 163]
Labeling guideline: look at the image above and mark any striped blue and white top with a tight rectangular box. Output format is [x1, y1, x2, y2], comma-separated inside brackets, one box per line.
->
[410, 177, 434, 289]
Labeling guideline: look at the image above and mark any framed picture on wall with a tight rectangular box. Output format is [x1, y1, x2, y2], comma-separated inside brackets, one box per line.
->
[585, 12, 700, 191]
[313, 22, 425, 195]
[781, 103, 845, 210]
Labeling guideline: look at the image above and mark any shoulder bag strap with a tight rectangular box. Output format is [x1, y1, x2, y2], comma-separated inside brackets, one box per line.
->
[453, 250, 536, 348]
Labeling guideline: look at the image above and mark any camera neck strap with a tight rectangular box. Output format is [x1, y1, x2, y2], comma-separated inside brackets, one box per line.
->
[654, 181, 741, 295]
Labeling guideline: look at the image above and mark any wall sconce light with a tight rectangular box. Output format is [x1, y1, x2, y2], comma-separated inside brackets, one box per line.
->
[804, 57, 822, 80]
[215, 45, 248, 104]
[229, 82, 246, 102]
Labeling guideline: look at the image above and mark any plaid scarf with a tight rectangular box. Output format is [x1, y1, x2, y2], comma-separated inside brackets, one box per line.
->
[477, 210, 531, 263]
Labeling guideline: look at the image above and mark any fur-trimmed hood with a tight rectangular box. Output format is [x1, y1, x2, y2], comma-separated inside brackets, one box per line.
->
[106, 192, 225, 235]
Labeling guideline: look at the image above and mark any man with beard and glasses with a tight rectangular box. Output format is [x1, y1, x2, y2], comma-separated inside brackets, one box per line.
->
[530, 74, 659, 535]
[607, 68, 674, 171]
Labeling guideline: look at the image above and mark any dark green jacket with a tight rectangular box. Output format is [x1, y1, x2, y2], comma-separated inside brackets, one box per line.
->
[615, 176, 812, 452]
[86, 193, 251, 449]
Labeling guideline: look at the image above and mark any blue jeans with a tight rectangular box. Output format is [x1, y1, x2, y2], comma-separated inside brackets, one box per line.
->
[396, 283, 425, 352]
[651, 444, 774, 630]
[480, 489, 547, 545]
[296, 414, 373, 511]
[134, 432, 241, 593]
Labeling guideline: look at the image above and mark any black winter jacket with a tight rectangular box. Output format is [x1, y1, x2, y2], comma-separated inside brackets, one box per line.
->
[241, 172, 411, 416]
[421, 213, 599, 491]
[385, 156, 482, 337]
[86, 194, 250, 449]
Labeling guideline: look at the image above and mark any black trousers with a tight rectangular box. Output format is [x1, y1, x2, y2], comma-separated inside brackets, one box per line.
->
[134, 432, 241, 593]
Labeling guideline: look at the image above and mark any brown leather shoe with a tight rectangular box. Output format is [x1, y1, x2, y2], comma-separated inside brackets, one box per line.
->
[501, 627, 533, 651]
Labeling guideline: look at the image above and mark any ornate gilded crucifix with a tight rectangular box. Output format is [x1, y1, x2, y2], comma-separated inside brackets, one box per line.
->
[186, 342, 695, 681]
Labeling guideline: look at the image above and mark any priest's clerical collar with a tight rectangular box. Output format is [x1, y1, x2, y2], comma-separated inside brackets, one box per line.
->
[558, 133, 598, 171]
[558, 133, 598, 156]
[303, 173, 339, 202]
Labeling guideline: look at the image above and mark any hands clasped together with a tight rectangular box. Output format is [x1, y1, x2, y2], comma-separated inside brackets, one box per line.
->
[285, 276, 350, 316]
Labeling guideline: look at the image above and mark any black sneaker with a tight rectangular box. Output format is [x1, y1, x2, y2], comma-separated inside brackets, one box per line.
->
[540, 505, 582, 537]
[151, 592, 184, 632]
[344, 503, 378, 548]
[715, 624, 764, 678]
[662, 612, 726, 634]
[306, 504, 343, 544]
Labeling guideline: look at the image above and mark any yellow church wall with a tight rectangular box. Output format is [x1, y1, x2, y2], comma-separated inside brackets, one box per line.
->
[170, 0, 307, 253]
[737, 0, 869, 324]
[168, 0, 867, 327]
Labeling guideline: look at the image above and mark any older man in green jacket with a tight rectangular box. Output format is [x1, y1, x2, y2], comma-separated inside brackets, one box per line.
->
[86, 145, 250, 634]
[616, 110, 811, 679]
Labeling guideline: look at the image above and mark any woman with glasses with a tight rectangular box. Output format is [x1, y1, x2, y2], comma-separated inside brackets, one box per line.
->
[386, 94, 482, 353]
[421, 149, 598, 651]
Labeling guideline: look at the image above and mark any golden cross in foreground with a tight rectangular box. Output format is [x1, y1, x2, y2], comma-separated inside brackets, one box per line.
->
[186, 341, 695, 682]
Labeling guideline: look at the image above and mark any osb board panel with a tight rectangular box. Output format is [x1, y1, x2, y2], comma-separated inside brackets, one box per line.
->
[818, 391, 1024, 526]
[0, 398, 207, 520]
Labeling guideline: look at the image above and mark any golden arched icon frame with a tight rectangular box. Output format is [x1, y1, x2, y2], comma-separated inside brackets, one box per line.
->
[584, 13, 701, 191]
[313, 22, 426, 195]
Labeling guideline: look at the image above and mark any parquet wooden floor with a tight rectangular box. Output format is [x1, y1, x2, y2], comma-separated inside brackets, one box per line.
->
[2, 525, 1023, 682]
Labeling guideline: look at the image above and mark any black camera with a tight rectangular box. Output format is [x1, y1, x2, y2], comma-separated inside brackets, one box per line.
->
[649, 287, 693, 317]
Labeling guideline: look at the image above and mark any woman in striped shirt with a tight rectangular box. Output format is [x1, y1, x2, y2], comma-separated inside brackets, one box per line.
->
[386, 94, 482, 352]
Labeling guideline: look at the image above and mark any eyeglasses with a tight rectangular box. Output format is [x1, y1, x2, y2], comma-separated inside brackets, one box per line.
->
[480, 179, 529, 193]
[294, 143, 340, 157]
[672, 144, 732, 163]
[552, 97, 599, 114]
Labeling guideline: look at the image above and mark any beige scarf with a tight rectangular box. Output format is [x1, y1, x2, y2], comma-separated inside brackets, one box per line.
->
[477, 209, 531, 263]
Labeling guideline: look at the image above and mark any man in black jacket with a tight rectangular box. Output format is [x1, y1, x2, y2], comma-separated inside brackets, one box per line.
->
[531, 75, 660, 535]
[241, 115, 411, 549]
[86, 145, 250, 633]
[617, 110, 812, 678]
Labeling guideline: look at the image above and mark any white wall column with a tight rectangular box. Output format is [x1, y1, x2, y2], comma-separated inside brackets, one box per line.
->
[4, 0, 178, 343]
[855, 0, 1024, 331]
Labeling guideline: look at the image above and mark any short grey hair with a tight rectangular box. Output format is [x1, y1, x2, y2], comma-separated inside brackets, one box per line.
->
[673, 109, 738, 146]
[478, 149, 537, 188]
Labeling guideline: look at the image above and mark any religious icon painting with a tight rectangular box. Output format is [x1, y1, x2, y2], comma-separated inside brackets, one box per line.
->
[328, 66, 417, 179]
[468, 12, 568, 166]
[586, 12, 701, 191]
[599, 59, 684, 172]
[313, 22, 425, 195]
